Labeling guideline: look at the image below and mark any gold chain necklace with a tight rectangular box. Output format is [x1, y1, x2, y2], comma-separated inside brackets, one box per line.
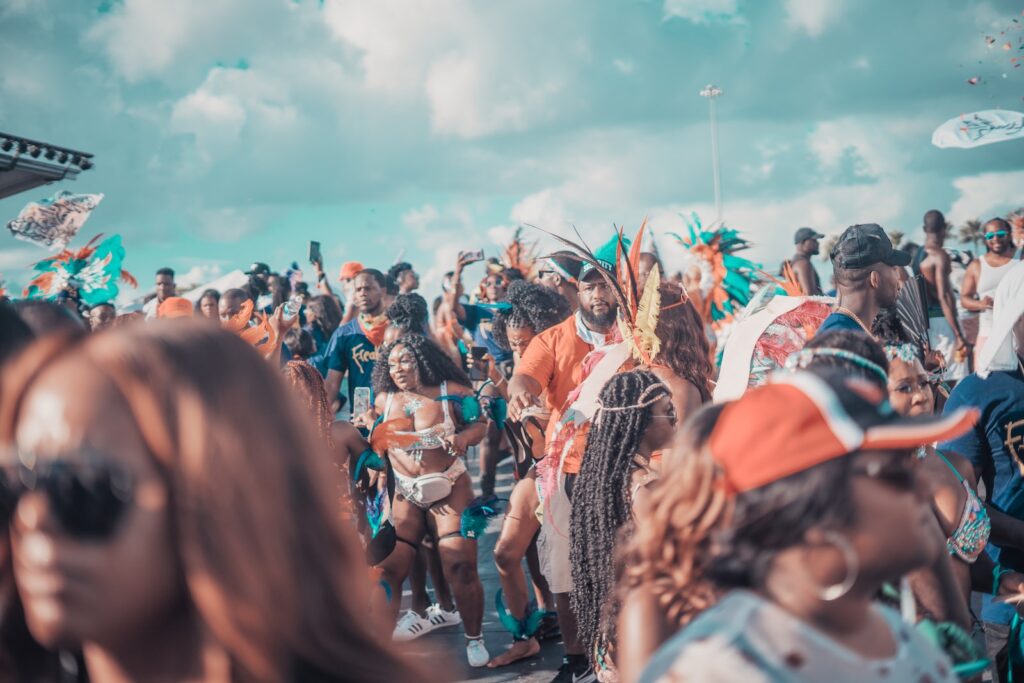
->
[835, 306, 876, 339]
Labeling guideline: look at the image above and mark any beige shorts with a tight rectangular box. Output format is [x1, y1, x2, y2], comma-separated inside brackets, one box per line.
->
[536, 468, 573, 594]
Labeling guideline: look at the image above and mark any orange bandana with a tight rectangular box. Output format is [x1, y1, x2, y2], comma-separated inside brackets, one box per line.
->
[359, 312, 388, 348]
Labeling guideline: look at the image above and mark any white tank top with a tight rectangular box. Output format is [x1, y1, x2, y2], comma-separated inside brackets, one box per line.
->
[978, 249, 1022, 334]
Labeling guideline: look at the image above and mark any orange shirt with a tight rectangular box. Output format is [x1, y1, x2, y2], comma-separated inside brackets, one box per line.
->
[514, 314, 592, 443]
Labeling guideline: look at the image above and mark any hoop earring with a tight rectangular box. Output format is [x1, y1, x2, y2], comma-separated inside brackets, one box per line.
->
[817, 530, 859, 602]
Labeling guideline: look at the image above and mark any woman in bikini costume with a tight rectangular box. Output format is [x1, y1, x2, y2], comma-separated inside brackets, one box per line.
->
[366, 333, 492, 667]
[483, 281, 571, 667]
[569, 370, 678, 682]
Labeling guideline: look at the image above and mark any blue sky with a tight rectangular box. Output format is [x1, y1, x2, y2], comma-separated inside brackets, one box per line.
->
[1, 0, 1023, 298]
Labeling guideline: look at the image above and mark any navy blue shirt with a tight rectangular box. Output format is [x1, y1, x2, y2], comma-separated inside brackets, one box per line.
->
[941, 367, 1024, 624]
[814, 311, 865, 336]
[461, 304, 512, 363]
[320, 319, 378, 408]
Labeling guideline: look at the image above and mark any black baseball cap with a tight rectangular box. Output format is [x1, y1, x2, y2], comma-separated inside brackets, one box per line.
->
[830, 224, 911, 270]
[793, 227, 824, 244]
[245, 262, 271, 276]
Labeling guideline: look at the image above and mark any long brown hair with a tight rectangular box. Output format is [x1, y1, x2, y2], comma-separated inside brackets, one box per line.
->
[653, 283, 713, 402]
[1, 322, 431, 682]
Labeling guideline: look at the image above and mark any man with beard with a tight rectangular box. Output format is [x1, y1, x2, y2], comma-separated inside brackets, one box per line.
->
[962, 218, 1023, 364]
[506, 243, 620, 683]
[322, 269, 388, 414]
[787, 227, 825, 296]
[915, 210, 969, 380]
[814, 224, 909, 339]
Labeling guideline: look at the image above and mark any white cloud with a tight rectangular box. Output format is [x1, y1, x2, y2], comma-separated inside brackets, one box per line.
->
[851, 56, 871, 70]
[663, 0, 739, 23]
[947, 170, 1024, 226]
[170, 66, 299, 156]
[87, 0, 243, 82]
[613, 58, 636, 75]
[808, 116, 931, 179]
[784, 0, 844, 37]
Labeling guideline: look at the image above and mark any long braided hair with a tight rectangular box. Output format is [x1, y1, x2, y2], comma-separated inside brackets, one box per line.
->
[282, 360, 334, 448]
[570, 369, 670, 662]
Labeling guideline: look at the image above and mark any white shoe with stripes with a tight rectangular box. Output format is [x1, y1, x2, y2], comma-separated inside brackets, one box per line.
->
[392, 604, 461, 641]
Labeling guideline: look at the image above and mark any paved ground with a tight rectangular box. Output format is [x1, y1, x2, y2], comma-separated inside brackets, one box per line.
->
[402, 449, 564, 682]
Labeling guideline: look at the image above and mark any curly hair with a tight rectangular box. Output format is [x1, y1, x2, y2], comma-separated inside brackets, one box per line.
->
[386, 293, 429, 335]
[282, 360, 333, 447]
[372, 333, 471, 394]
[653, 283, 713, 401]
[570, 369, 670, 662]
[617, 402, 855, 638]
[492, 280, 572, 351]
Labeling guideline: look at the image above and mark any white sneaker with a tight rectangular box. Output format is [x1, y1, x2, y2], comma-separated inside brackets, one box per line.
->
[426, 603, 462, 629]
[392, 610, 434, 641]
[466, 637, 490, 668]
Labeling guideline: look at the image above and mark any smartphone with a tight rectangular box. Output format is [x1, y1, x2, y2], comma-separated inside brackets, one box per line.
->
[469, 346, 488, 382]
[308, 240, 322, 265]
[353, 386, 372, 418]
[459, 249, 484, 265]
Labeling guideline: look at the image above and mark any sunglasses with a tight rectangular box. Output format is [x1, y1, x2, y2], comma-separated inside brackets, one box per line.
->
[985, 230, 1008, 240]
[851, 455, 919, 490]
[0, 455, 134, 540]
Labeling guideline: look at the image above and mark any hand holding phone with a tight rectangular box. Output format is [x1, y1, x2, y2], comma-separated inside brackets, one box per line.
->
[308, 240, 322, 266]
[458, 249, 485, 266]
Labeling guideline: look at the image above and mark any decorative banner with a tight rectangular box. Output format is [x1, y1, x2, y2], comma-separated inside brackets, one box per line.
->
[24, 234, 137, 306]
[6, 190, 104, 250]
[932, 110, 1024, 149]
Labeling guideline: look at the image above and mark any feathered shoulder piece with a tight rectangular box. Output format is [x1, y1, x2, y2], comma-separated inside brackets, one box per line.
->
[223, 300, 280, 358]
[668, 212, 761, 330]
[24, 233, 137, 306]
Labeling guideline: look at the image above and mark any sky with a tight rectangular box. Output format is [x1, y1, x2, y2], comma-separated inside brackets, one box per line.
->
[1, 0, 1023, 299]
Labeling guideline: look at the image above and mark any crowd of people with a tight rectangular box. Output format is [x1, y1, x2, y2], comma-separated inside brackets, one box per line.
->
[0, 208, 1023, 683]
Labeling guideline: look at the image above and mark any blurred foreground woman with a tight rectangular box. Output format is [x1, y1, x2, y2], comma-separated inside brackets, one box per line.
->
[0, 322, 429, 682]
[618, 371, 978, 683]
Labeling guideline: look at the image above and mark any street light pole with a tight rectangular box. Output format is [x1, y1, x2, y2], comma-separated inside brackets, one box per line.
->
[699, 83, 723, 222]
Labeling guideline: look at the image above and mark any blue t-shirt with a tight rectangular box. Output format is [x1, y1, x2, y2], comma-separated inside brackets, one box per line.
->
[461, 303, 512, 363]
[321, 319, 378, 408]
[941, 367, 1024, 624]
[814, 311, 865, 336]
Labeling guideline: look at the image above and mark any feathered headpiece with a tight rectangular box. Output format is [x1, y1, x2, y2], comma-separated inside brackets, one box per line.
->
[669, 212, 761, 330]
[23, 234, 137, 306]
[501, 227, 539, 280]
[532, 220, 670, 365]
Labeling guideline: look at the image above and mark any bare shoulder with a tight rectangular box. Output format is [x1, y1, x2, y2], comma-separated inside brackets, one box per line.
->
[942, 448, 979, 487]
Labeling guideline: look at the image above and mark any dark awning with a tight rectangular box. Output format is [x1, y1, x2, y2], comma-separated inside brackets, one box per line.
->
[0, 132, 93, 200]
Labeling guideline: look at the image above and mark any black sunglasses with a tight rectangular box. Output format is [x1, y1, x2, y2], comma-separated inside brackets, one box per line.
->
[0, 455, 134, 540]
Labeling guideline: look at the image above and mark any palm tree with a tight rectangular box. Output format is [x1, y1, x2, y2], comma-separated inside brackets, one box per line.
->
[888, 230, 905, 248]
[957, 218, 984, 252]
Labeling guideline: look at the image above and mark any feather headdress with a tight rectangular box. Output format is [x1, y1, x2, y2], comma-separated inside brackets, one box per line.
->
[23, 233, 137, 306]
[669, 212, 761, 330]
[531, 220, 670, 365]
[501, 227, 539, 280]
[222, 300, 281, 358]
